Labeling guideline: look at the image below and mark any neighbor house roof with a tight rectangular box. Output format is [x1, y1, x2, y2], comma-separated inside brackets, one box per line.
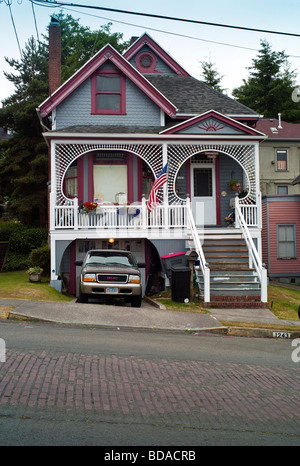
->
[255, 118, 300, 139]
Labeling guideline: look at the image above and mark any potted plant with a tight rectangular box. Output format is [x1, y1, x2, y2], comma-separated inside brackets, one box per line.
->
[82, 201, 97, 214]
[227, 179, 241, 191]
[27, 266, 43, 283]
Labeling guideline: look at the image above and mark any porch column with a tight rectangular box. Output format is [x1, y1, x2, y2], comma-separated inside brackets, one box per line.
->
[254, 142, 261, 208]
[50, 236, 57, 281]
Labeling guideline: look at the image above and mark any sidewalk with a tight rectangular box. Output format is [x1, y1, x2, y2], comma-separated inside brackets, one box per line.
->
[1, 297, 300, 338]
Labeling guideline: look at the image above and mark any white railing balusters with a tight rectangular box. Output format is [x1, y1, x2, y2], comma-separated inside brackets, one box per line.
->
[235, 196, 268, 303]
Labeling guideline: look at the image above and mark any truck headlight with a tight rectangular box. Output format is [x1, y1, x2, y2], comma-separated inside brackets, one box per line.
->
[83, 273, 97, 282]
[128, 275, 140, 284]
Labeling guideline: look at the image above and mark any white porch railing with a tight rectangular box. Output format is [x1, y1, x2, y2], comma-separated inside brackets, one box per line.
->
[235, 196, 268, 302]
[52, 196, 261, 231]
[185, 197, 210, 303]
[52, 196, 189, 231]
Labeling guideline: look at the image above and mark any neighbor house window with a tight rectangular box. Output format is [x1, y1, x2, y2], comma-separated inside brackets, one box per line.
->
[91, 70, 125, 114]
[277, 185, 288, 195]
[276, 150, 288, 171]
[277, 224, 296, 259]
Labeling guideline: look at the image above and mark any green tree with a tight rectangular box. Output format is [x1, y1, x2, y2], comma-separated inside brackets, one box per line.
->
[0, 36, 49, 226]
[0, 14, 128, 226]
[232, 40, 299, 122]
[48, 13, 130, 81]
[200, 59, 225, 93]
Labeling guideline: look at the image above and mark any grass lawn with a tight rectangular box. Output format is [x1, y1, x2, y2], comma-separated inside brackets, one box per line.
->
[0, 271, 72, 302]
[268, 284, 300, 321]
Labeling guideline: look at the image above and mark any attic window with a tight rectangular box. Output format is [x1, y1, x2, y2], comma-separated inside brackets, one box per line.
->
[136, 52, 157, 73]
[91, 69, 126, 115]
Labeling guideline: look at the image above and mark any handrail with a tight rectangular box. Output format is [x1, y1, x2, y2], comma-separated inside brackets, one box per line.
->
[185, 197, 210, 303]
[235, 196, 268, 302]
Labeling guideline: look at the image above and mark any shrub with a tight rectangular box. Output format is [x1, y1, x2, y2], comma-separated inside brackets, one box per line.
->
[3, 252, 30, 271]
[29, 244, 50, 276]
[9, 228, 48, 254]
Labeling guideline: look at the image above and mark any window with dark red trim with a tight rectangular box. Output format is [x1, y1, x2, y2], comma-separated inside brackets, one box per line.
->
[91, 69, 126, 114]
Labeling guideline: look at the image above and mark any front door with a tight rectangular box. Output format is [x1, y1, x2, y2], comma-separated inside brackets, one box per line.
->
[191, 163, 216, 226]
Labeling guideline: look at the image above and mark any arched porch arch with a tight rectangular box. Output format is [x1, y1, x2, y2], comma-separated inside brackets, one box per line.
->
[54, 142, 164, 205]
[167, 143, 257, 205]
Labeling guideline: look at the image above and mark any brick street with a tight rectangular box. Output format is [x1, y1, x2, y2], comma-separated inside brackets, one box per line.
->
[1, 345, 300, 438]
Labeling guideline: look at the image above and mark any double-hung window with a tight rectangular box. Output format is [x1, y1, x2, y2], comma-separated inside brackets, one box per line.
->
[91, 70, 125, 114]
[277, 224, 296, 259]
[276, 150, 288, 171]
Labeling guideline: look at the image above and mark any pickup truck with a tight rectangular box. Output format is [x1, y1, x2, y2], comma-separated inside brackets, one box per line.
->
[75, 249, 145, 307]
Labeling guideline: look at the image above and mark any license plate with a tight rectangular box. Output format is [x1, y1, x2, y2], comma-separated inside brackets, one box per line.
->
[106, 288, 118, 294]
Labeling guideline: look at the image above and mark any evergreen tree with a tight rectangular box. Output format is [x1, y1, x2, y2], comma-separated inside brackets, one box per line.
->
[0, 14, 128, 226]
[200, 59, 225, 93]
[232, 40, 299, 122]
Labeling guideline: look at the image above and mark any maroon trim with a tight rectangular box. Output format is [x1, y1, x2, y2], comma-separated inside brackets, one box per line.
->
[70, 241, 76, 296]
[91, 68, 126, 115]
[39, 44, 177, 118]
[137, 157, 143, 200]
[77, 156, 84, 202]
[124, 33, 190, 77]
[135, 51, 159, 74]
[160, 110, 262, 136]
[127, 154, 133, 203]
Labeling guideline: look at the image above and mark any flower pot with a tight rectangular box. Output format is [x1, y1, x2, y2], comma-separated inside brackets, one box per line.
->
[230, 185, 238, 191]
[29, 273, 42, 283]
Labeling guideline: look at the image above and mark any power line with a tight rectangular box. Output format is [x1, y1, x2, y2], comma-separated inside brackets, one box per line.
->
[31, 0, 300, 38]
[30, 1, 300, 60]
[31, 1, 40, 43]
[6, 0, 23, 58]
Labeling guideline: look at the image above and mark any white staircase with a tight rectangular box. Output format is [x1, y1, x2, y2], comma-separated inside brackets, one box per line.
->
[193, 230, 266, 308]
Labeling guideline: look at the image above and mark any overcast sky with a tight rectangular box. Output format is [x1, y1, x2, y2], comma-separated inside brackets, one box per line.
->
[1, 0, 300, 106]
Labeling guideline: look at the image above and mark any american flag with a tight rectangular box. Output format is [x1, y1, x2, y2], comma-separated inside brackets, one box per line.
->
[147, 163, 168, 212]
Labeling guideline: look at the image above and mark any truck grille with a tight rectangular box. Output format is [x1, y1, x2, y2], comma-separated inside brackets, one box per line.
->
[97, 274, 127, 283]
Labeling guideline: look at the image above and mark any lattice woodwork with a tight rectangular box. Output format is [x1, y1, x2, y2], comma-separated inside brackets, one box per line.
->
[54, 142, 257, 206]
[167, 144, 256, 205]
[54, 143, 163, 205]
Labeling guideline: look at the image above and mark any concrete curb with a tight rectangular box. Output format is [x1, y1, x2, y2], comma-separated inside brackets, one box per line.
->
[2, 310, 300, 339]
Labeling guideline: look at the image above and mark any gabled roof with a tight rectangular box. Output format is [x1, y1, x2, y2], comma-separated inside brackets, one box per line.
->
[160, 110, 265, 137]
[123, 33, 190, 76]
[146, 75, 259, 118]
[255, 118, 300, 139]
[39, 43, 177, 118]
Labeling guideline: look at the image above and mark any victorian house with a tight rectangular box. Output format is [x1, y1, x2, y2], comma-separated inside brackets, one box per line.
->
[38, 18, 268, 306]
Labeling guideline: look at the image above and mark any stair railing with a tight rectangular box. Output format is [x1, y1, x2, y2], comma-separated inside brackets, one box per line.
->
[186, 196, 210, 303]
[235, 196, 268, 302]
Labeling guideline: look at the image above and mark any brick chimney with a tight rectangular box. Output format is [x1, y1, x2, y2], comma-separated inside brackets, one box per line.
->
[49, 17, 61, 95]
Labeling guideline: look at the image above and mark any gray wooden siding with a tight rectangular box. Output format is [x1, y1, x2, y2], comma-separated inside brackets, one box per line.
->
[55, 76, 162, 129]
[128, 45, 176, 75]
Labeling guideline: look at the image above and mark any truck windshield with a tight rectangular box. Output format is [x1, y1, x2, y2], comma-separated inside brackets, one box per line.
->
[86, 253, 136, 267]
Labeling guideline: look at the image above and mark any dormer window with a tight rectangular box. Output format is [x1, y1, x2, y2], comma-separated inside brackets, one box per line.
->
[91, 69, 126, 114]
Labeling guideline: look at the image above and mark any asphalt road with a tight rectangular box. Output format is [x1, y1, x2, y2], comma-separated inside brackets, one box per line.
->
[0, 320, 299, 447]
